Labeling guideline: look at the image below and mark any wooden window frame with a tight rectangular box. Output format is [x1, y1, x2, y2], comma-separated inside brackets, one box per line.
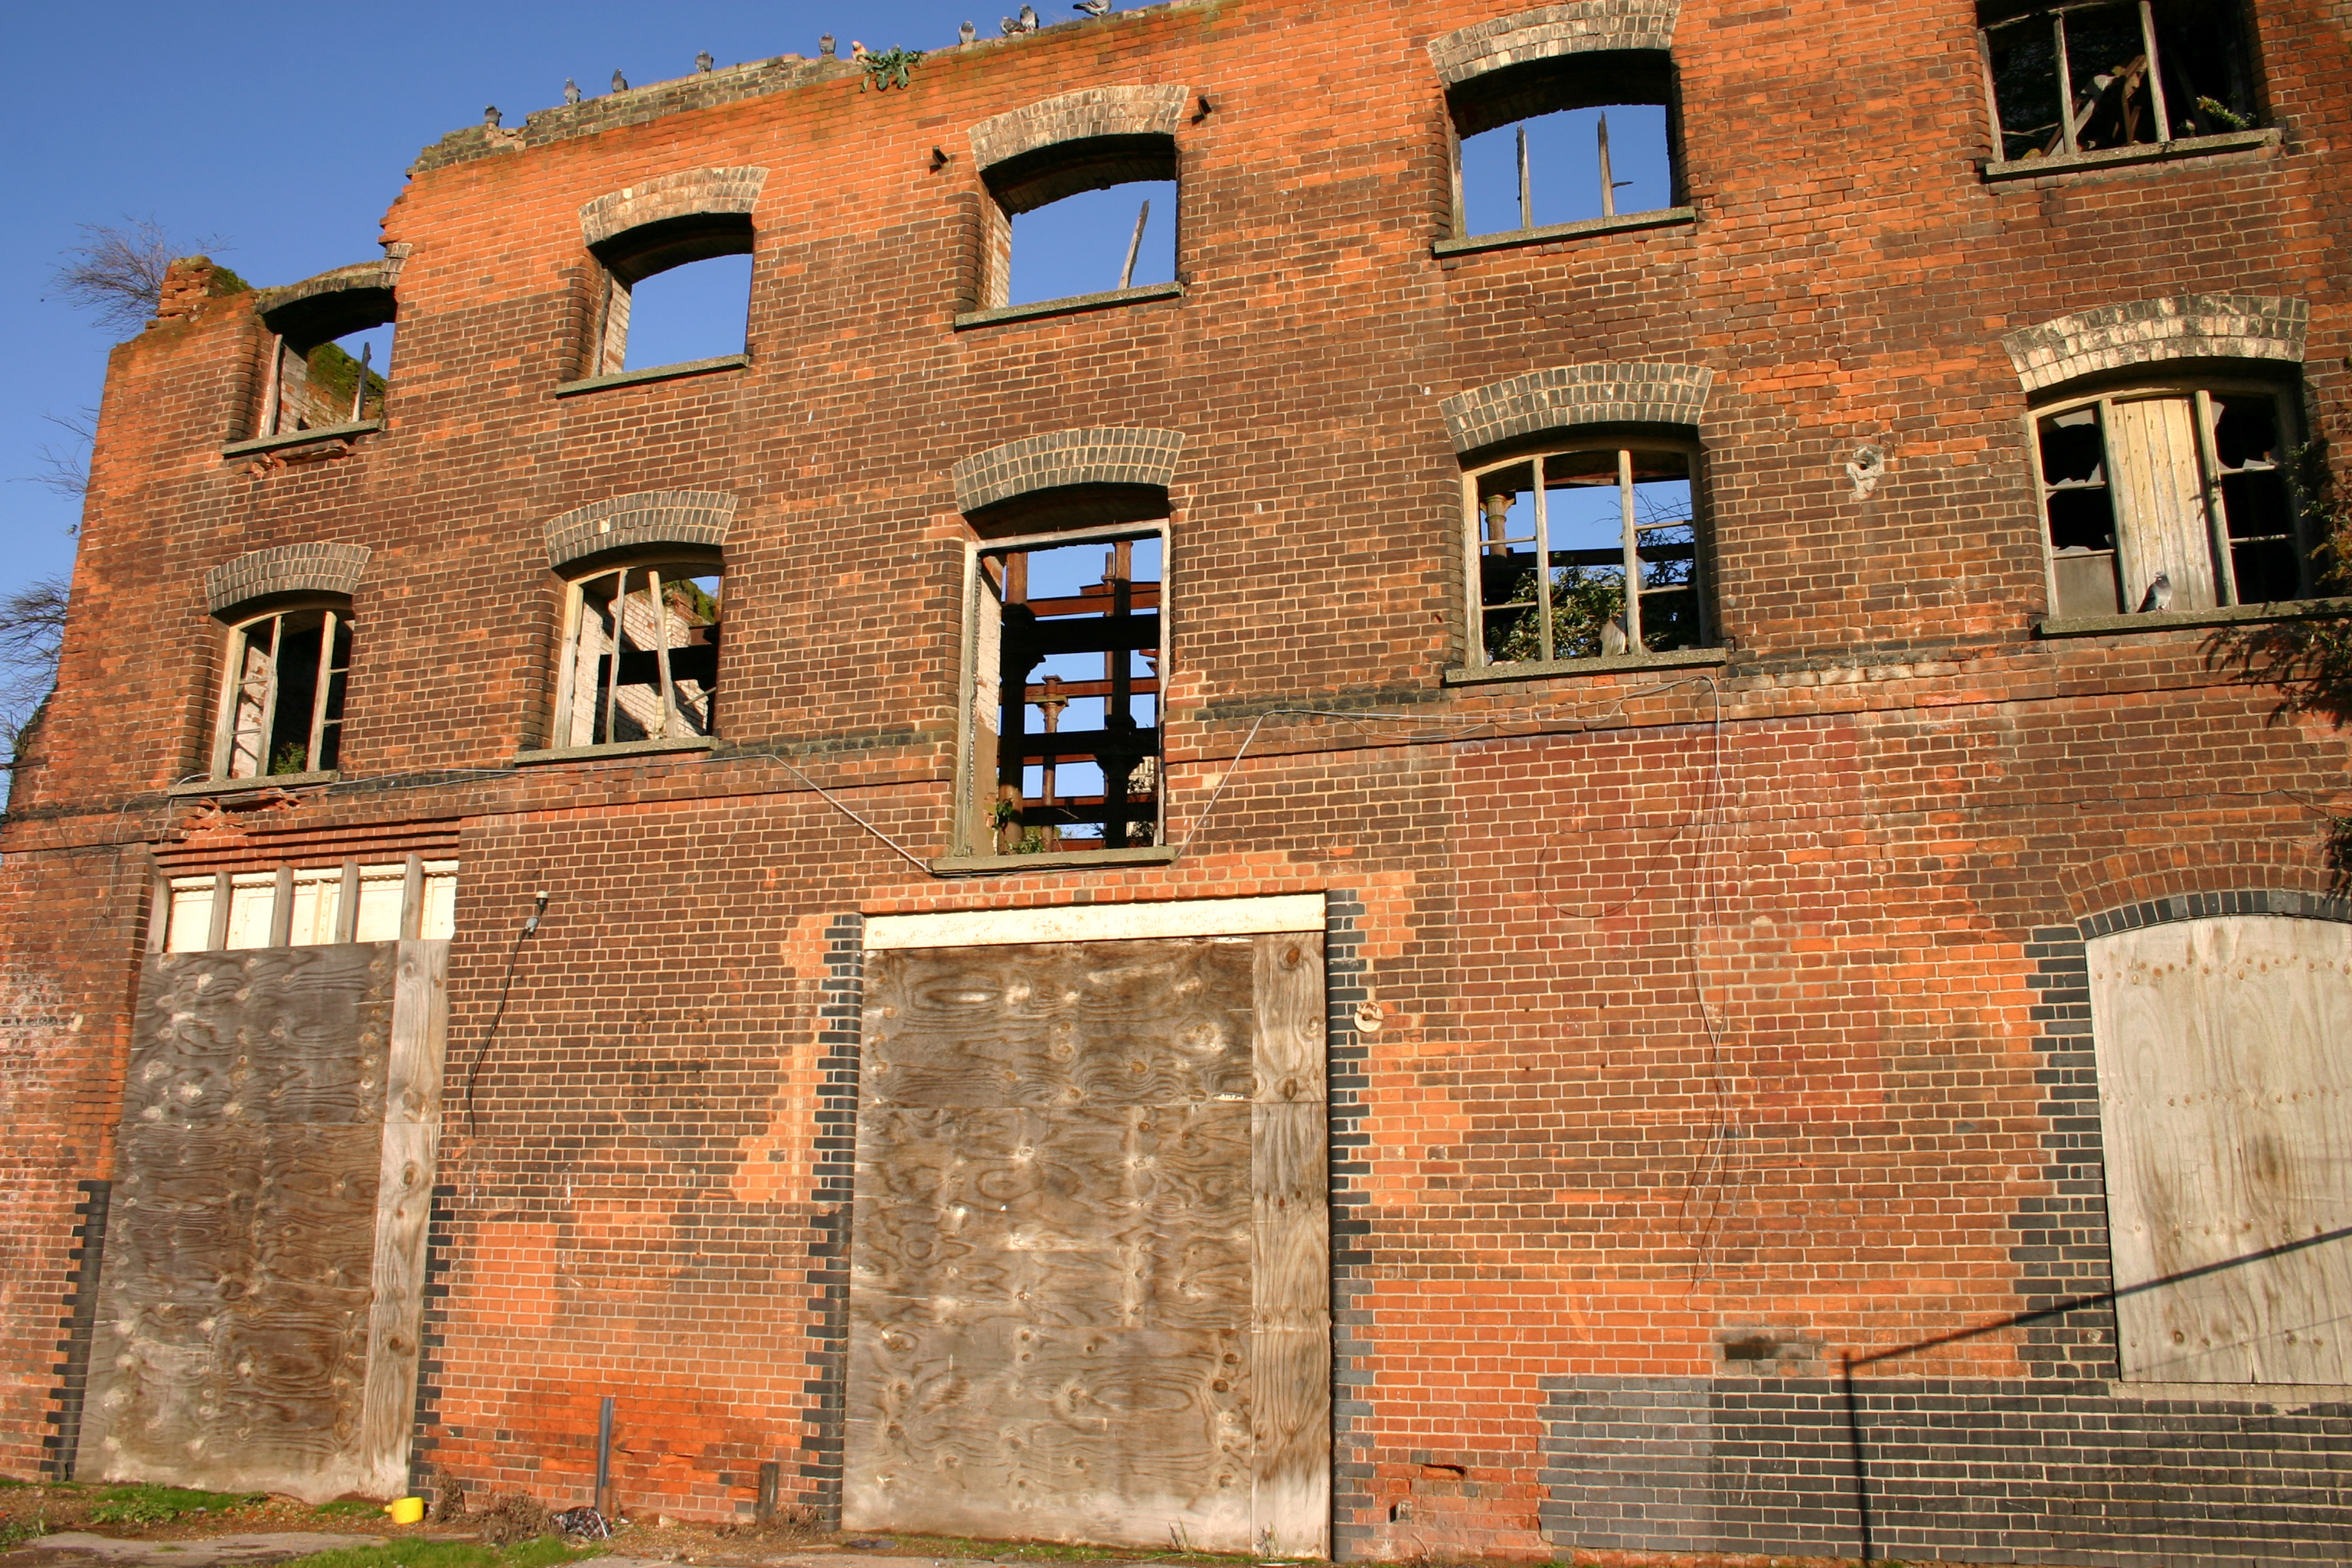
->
[1461, 437, 1711, 670]
[208, 600, 353, 780]
[2027, 377, 2308, 620]
[548, 556, 725, 751]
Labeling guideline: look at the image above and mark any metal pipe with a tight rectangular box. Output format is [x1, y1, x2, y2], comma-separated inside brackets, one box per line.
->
[595, 1394, 615, 1496]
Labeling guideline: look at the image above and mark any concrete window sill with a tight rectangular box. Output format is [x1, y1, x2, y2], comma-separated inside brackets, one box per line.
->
[932, 845, 1178, 874]
[955, 282, 1184, 331]
[1444, 646, 1729, 684]
[221, 421, 381, 459]
[166, 770, 338, 797]
[553, 354, 749, 398]
[512, 736, 720, 765]
[1434, 206, 1697, 258]
[1984, 128, 2279, 183]
[2037, 597, 2352, 639]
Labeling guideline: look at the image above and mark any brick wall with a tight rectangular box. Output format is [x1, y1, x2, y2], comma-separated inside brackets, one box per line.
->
[5, 0, 2351, 1560]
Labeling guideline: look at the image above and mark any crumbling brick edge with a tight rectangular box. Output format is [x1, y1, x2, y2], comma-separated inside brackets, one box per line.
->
[800, 914, 864, 1521]
[407, 1181, 461, 1505]
[40, 1178, 112, 1480]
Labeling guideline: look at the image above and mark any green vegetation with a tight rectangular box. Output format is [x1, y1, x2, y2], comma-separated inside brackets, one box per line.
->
[86, 1485, 265, 1525]
[276, 1536, 599, 1568]
[859, 47, 924, 90]
[305, 340, 387, 420]
[311, 1499, 387, 1517]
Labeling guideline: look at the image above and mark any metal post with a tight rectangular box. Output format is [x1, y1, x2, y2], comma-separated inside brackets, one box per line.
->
[594, 1394, 616, 1516]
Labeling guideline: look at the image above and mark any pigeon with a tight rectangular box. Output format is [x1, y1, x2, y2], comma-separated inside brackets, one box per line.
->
[483, 105, 502, 127]
[1074, 0, 1109, 14]
[2139, 570, 2174, 612]
[819, 33, 836, 57]
[1021, 4, 1040, 27]
[611, 69, 629, 92]
[959, 19, 976, 42]
[1001, 15, 1021, 32]
[1600, 613, 1629, 657]
[695, 50, 714, 73]
[564, 77, 582, 105]
[850, 39, 869, 58]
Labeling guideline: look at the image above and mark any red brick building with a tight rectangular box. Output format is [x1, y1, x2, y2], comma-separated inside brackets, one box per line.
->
[6, 1, 2351, 1562]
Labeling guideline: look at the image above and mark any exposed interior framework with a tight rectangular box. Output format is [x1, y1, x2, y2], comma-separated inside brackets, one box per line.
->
[252, 293, 394, 439]
[1465, 442, 1705, 664]
[1979, 0, 2262, 163]
[211, 602, 353, 779]
[550, 559, 723, 746]
[965, 524, 1165, 853]
[1445, 47, 1677, 237]
[2032, 381, 2306, 619]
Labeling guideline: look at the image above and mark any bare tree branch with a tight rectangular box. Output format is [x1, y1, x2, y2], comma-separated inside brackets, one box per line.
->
[47, 217, 229, 335]
[0, 574, 72, 784]
[12, 407, 99, 507]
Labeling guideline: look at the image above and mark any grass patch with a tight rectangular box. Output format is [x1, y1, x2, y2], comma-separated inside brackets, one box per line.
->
[312, 1500, 387, 1518]
[276, 1537, 599, 1568]
[87, 1485, 265, 1525]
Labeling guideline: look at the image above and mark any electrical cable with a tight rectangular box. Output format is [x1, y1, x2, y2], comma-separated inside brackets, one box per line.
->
[462, 890, 547, 1131]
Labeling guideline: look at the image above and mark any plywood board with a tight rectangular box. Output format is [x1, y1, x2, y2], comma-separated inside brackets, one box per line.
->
[2089, 916, 2352, 1384]
[849, 935, 1326, 1553]
[2108, 396, 2219, 610]
[79, 941, 447, 1500]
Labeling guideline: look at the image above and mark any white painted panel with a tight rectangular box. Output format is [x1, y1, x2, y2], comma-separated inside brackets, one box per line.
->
[287, 869, 341, 947]
[419, 861, 459, 942]
[352, 864, 406, 942]
[223, 873, 277, 951]
[165, 878, 214, 953]
[2089, 916, 2352, 1383]
[865, 893, 1326, 950]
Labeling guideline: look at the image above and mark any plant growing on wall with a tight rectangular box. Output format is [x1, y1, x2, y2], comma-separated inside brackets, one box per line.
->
[860, 47, 923, 90]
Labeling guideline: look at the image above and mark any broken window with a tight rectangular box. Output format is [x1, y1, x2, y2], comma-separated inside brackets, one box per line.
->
[1980, 2, 2262, 164]
[550, 560, 723, 747]
[1446, 47, 1676, 238]
[2033, 382, 2308, 619]
[965, 526, 1165, 854]
[588, 217, 753, 375]
[253, 322, 390, 439]
[160, 858, 456, 952]
[211, 602, 353, 779]
[983, 134, 1178, 309]
[1465, 444, 1708, 667]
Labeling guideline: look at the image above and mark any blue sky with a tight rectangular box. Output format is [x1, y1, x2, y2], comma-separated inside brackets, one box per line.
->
[0, 1, 1671, 616]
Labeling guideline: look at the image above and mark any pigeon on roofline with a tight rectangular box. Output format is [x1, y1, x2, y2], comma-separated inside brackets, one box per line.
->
[696, 50, 714, 73]
[1075, 0, 1110, 14]
[564, 78, 582, 106]
[820, 33, 837, 56]
[612, 69, 629, 92]
[2139, 570, 2174, 612]
[1001, 15, 1021, 33]
[851, 40, 869, 57]
[1022, 4, 1040, 26]
[484, 106, 501, 127]
[960, 19, 977, 42]
[1600, 613, 1629, 657]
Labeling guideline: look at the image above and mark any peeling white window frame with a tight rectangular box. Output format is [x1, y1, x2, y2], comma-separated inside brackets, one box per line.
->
[154, 858, 457, 954]
[548, 554, 725, 750]
[208, 598, 354, 781]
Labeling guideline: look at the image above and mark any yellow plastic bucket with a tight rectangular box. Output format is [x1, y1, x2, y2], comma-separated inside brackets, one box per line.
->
[384, 1498, 426, 1525]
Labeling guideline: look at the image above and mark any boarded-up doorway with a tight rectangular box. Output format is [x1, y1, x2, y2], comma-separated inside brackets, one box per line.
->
[847, 927, 1327, 1554]
[2089, 915, 2352, 1383]
[77, 940, 447, 1498]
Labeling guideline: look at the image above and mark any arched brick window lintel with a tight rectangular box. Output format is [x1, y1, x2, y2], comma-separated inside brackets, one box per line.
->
[544, 490, 738, 570]
[2001, 294, 2308, 396]
[1428, 1, 1682, 90]
[204, 542, 373, 617]
[1439, 363, 1713, 457]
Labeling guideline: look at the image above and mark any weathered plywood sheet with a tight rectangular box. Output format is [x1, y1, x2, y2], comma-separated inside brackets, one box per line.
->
[79, 940, 447, 1499]
[2089, 916, 2352, 1384]
[849, 936, 1326, 1553]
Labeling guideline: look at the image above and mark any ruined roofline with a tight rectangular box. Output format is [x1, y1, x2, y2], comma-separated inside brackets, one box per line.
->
[410, 1, 1201, 178]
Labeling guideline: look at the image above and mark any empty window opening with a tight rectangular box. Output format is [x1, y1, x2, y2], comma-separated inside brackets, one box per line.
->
[590, 217, 753, 376]
[211, 603, 352, 779]
[551, 560, 723, 747]
[971, 530, 1164, 854]
[1008, 180, 1178, 305]
[161, 859, 456, 953]
[1468, 446, 1706, 665]
[2034, 384, 2307, 619]
[1458, 104, 1672, 236]
[982, 133, 1178, 310]
[256, 321, 391, 438]
[1981, 1, 2261, 164]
